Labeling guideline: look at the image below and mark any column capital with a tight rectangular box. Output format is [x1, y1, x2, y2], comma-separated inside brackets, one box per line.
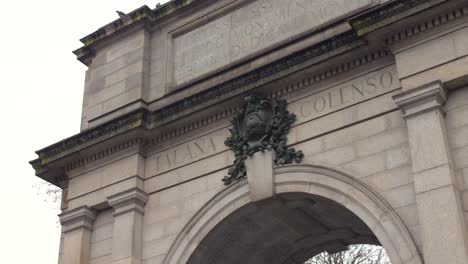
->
[59, 206, 96, 233]
[393, 80, 447, 119]
[107, 188, 148, 217]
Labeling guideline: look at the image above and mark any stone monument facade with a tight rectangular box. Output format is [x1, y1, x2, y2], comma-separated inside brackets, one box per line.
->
[31, 0, 468, 263]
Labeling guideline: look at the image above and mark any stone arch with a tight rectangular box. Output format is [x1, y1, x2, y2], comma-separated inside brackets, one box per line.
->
[163, 164, 422, 264]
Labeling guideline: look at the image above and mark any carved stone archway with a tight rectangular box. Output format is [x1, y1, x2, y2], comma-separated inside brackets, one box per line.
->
[163, 165, 423, 264]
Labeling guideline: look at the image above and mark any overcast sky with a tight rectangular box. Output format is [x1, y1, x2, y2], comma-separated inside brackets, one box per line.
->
[0, 1, 168, 263]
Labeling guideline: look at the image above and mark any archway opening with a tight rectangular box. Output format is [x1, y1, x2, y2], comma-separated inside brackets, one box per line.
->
[188, 192, 390, 264]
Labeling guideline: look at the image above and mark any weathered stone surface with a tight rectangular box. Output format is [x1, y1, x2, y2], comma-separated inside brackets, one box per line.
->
[38, 2, 468, 264]
[172, 0, 375, 85]
[246, 150, 275, 201]
[289, 65, 400, 124]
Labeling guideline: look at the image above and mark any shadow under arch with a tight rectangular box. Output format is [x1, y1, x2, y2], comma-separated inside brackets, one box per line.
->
[163, 164, 422, 264]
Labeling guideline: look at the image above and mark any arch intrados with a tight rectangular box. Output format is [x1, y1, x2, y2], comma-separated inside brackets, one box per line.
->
[163, 164, 422, 264]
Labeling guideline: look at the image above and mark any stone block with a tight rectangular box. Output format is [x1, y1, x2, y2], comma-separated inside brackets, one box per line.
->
[381, 184, 416, 209]
[89, 254, 111, 264]
[180, 176, 208, 199]
[106, 30, 146, 63]
[144, 151, 232, 194]
[401, 55, 468, 91]
[337, 153, 387, 178]
[395, 203, 419, 227]
[323, 115, 387, 150]
[125, 71, 145, 91]
[386, 145, 411, 169]
[407, 110, 452, 172]
[143, 222, 164, 243]
[462, 191, 468, 211]
[91, 223, 113, 243]
[142, 234, 177, 260]
[68, 177, 143, 210]
[397, 32, 457, 78]
[413, 164, 455, 194]
[355, 128, 408, 158]
[112, 212, 144, 261]
[68, 155, 142, 200]
[85, 104, 103, 121]
[448, 125, 468, 149]
[144, 201, 182, 226]
[363, 166, 413, 192]
[396, 26, 468, 79]
[62, 229, 93, 264]
[88, 81, 127, 108]
[105, 62, 144, 88]
[142, 255, 164, 264]
[385, 110, 406, 130]
[415, 185, 468, 264]
[356, 93, 400, 120]
[85, 77, 106, 95]
[157, 185, 185, 205]
[102, 88, 141, 114]
[447, 105, 468, 129]
[445, 86, 468, 111]
[90, 238, 112, 259]
[246, 150, 275, 201]
[305, 145, 356, 168]
[453, 147, 468, 169]
[161, 214, 193, 238]
[182, 188, 220, 213]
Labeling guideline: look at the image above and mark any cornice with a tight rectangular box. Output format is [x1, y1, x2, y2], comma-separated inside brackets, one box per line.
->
[352, 0, 448, 36]
[385, 4, 468, 47]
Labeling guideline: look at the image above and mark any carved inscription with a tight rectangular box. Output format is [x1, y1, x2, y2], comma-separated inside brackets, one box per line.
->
[148, 129, 230, 175]
[290, 66, 400, 123]
[173, 0, 373, 85]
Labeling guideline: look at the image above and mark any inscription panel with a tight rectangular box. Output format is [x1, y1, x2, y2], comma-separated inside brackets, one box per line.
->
[172, 0, 374, 86]
[146, 129, 230, 176]
[289, 65, 400, 124]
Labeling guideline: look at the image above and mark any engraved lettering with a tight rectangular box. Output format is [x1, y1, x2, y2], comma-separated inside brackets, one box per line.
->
[314, 96, 327, 112]
[173, 0, 373, 85]
[296, 67, 400, 120]
[339, 87, 350, 105]
[152, 135, 224, 174]
[352, 84, 365, 97]
[365, 76, 378, 93]
[300, 100, 312, 117]
[328, 91, 340, 108]
[380, 71, 393, 89]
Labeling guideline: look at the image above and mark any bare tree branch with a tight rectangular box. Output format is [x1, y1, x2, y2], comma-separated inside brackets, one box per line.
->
[305, 244, 391, 264]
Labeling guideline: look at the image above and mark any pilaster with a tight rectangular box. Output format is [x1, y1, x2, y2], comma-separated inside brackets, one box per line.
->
[59, 206, 97, 264]
[394, 81, 468, 264]
[245, 150, 275, 201]
[107, 188, 148, 264]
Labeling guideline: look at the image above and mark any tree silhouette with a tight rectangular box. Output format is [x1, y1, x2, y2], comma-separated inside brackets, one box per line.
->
[306, 244, 390, 264]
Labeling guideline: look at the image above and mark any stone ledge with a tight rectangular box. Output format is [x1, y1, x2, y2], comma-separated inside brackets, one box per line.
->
[59, 206, 97, 233]
[107, 188, 148, 216]
[393, 80, 447, 118]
